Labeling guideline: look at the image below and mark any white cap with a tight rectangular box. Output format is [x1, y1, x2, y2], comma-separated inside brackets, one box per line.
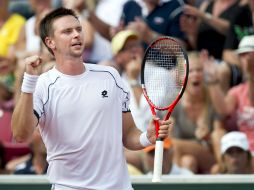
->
[221, 131, 250, 154]
[236, 35, 254, 54]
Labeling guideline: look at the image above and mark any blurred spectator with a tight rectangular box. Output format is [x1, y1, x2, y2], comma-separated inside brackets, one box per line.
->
[14, 0, 54, 104]
[180, 0, 241, 59]
[171, 51, 225, 174]
[124, 0, 186, 45]
[6, 128, 47, 174]
[87, 0, 186, 45]
[0, 0, 25, 96]
[223, 0, 254, 65]
[15, 0, 52, 54]
[143, 138, 193, 175]
[206, 35, 254, 154]
[83, 0, 129, 63]
[216, 131, 253, 174]
[8, 0, 33, 19]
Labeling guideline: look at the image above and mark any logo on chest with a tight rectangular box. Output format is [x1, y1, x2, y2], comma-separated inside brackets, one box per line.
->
[101, 90, 108, 98]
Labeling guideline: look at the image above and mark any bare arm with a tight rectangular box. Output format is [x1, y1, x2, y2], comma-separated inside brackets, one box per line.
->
[208, 84, 236, 116]
[122, 112, 143, 150]
[122, 112, 172, 150]
[88, 11, 111, 40]
[11, 55, 43, 142]
[12, 93, 38, 142]
[183, 4, 230, 35]
[203, 54, 237, 116]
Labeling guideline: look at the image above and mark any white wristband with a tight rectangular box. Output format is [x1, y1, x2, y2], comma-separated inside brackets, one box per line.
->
[21, 72, 39, 94]
[140, 131, 152, 147]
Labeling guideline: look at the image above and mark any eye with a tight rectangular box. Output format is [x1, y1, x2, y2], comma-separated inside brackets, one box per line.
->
[76, 27, 82, 32]
[63, 29, 72, 34]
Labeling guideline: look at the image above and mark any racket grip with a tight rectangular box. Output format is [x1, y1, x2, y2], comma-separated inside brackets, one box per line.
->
[152, 140, 164, 183]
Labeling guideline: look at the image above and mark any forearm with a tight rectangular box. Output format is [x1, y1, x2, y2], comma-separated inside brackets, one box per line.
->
[122, 113, 151, 150]
[88, 11, 111, 40]
[208, 84, 231, 116]
[123, 127, 144, 151]
[12, 93, 37, 142]
[202, 13, 229, 35]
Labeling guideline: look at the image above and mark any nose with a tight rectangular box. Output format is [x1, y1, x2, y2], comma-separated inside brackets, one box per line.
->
[73, 29, 81, 38]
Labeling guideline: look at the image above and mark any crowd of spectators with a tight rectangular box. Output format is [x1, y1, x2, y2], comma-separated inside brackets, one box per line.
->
[1, 0, 254, 176]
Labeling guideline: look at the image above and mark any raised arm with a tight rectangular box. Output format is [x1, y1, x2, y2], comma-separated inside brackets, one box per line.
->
[203, 54, 237, 116]
[11, 55, 42, 142]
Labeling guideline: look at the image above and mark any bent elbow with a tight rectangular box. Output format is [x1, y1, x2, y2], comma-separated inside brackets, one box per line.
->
[12, 132, 30, 143]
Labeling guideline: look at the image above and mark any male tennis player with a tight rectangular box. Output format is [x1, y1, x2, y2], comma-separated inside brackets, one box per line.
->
[11, 8, 172, 190]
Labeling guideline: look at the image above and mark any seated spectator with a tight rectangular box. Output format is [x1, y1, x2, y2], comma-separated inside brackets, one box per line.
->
[180, 0, 241, 59]
[223, 0, 254, 66]
[0, 0, 26, 95]
[206, 35, 254, 154]
[143, 138, 193, 175]
[215, 131, 253, 174]
[86, 0, 186, 45]
[171, 51, 225, 174]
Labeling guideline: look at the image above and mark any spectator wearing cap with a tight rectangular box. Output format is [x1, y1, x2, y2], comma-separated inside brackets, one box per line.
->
[99, 30, 142, 74]
[205, 35, 254, 155]
[217, 131, 253, 174]
[143, 138, 193, 175]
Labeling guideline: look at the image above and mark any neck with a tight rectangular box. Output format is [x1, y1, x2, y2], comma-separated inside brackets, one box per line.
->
[184, 92, 206, 104]
[55, 56, 85, 75]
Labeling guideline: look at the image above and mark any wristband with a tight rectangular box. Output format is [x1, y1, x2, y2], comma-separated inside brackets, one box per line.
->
[21, 72, 39, 93]
[140, 131, 152, 147]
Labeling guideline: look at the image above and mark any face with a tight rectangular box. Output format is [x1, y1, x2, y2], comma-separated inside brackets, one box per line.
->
[239, 52, 254, 79]
[117, 37, 144, 70]
[47, 15, 85, 58]
[186, 54, 204, 95]
[223, 147, 249, 174]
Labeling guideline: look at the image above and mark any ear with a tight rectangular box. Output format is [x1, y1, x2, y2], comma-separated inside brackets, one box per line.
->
[45, 37, 56, 52]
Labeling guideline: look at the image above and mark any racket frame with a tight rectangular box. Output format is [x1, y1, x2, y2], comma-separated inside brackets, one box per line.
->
[141, 36, 189, 182]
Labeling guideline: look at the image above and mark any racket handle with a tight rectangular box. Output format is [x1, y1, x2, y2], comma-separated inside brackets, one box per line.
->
[152, 140, 164, 183]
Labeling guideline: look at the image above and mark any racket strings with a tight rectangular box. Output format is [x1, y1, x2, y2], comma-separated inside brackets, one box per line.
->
[144, 40, 186, 109]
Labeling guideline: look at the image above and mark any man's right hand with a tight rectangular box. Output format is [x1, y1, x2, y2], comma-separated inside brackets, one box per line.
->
[25, 55, 43, 75]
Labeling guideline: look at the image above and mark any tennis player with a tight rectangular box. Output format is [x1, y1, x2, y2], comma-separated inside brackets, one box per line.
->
[11, 8, 172, 190]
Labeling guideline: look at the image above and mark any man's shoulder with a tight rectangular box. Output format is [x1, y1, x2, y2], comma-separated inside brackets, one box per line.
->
[86, 63, 119, 75]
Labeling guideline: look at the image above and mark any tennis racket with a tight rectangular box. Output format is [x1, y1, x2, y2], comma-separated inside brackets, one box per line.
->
[141, 37, 189, 182]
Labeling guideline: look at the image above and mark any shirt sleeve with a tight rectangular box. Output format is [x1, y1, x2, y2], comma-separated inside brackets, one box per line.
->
[110, 68, 131, 112]
[33, 76, 46, 125]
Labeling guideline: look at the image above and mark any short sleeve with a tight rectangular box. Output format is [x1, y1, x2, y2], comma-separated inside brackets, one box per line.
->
[33, 76, 46, 125]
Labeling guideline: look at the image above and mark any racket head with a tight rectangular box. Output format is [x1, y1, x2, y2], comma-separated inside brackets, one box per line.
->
[141, 36, 189, 112]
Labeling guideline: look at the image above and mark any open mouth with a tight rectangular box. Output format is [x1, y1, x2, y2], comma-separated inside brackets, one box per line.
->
[71, 42, 82, 47]
[192, 81, 201, 87]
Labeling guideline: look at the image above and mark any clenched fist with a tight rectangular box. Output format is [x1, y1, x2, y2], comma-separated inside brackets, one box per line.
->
[25, 55, 43, 76]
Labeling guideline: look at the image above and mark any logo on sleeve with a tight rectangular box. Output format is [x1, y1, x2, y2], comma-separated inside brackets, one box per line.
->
[101, 90, 108, 98]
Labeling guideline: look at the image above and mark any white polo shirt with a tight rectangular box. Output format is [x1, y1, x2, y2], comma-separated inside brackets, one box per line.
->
[33, 63, 133, 190]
